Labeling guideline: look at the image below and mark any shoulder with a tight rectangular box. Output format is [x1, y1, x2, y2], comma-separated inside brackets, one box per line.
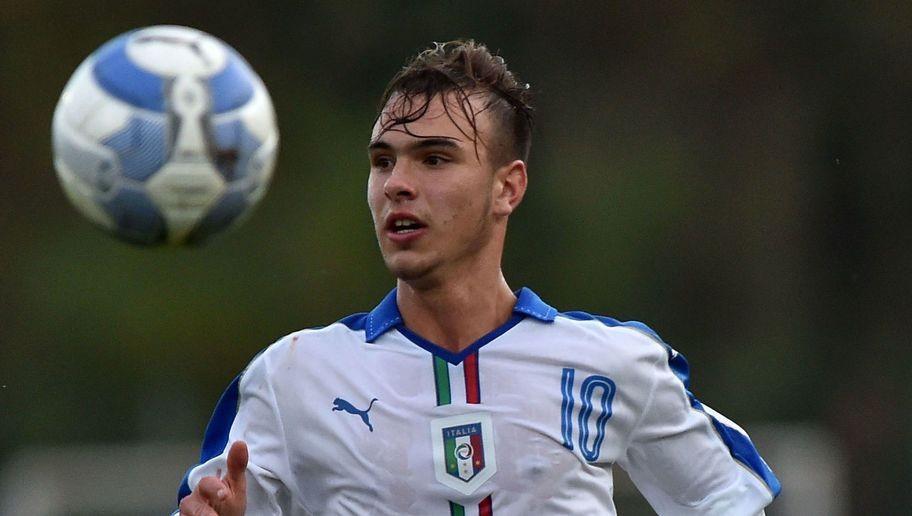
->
[556, 310, 665, 342]
[531, 308, 685, 394]
[550, 309, 672, 361]
[239, 312, 372, 385]
[266, 313, 370, 355]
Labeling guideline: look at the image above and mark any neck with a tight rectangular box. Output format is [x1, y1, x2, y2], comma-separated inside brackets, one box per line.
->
[396, 269, 516, 354]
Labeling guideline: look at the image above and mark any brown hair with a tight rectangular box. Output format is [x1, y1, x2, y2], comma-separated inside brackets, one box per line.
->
[377, 40, 534, 166]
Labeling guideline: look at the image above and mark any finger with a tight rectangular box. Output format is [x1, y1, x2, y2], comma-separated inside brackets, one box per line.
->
[197, 475, 229, 504]
[179, 492, 218, 516]
[225, 440, 248, 493]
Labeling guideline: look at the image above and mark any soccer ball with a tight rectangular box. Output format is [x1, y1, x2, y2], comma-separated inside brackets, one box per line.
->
[52, 25, 278, 245]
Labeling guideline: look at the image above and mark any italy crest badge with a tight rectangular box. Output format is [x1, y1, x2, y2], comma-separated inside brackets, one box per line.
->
[430, 412, 497, 495]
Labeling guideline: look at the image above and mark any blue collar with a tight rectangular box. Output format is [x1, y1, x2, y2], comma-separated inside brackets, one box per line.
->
[364, 287, 557, 343]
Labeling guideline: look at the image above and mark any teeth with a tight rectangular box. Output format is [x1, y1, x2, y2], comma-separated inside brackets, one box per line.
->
[394, 219, 416, 227]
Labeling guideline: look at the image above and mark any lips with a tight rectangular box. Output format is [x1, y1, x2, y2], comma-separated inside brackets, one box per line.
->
[384, 213, 427, 243]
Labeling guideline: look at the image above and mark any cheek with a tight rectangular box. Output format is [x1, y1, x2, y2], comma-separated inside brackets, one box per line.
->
[366, 176, 383, 219]
[439, 191, 484, 228]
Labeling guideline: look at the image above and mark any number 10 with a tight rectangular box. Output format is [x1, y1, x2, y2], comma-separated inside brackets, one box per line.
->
[560, 368, 616, 461]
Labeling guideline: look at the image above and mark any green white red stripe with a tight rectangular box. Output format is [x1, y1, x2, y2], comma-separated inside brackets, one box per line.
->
[463, 352, 480, 404]
[449, 496, 492, 516]
[434, 356, 452, 406]
[433, 352, 492, 514]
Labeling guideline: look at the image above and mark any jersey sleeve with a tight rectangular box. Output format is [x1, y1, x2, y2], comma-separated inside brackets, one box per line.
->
[617, 341, 780, 515]
[176, 349, 295, 513]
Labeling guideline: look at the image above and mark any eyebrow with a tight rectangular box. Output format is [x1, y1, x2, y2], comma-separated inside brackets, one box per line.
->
[367, 137, 462, 153]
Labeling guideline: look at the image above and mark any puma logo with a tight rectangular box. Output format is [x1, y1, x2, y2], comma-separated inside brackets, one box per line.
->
[332, 397, 378, 432]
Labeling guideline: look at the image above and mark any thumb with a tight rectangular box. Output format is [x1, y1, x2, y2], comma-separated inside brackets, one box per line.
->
[225, 440, 248, 494]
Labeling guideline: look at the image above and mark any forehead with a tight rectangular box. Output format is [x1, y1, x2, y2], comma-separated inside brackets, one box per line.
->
[370, 91, 495, 147]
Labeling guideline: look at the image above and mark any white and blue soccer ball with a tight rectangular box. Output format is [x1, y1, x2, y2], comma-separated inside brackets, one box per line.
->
[52, 25, 278, 245]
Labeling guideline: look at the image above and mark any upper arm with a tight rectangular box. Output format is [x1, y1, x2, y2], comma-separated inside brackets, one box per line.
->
[618, 344, 779, 515]
[178, 348, 296, 511]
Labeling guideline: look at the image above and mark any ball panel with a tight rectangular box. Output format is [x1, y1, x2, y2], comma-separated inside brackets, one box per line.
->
[54, 156, 116, 231]
[144, 161, 226, 244]
[101, 115, 169, 182]
[127, 26, 227, 77]
[232, 80, 277, 145]
[184, 189, 250, 244]
[211, 118, 262, 181]
[99, 186, 167, 244]
[56, 58, 134, 143]
[53, 112, 121, 202]
[244, 132, 278, 207]
[208, 50, 256, 114]
[93, 32, 167, 112]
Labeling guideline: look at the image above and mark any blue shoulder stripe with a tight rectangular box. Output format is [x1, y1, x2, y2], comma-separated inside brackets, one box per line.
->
[666, 348, 781, 497]
[560, 310, 780, 497]
[558, 310, 664, 343]
[177, 373, 242, 504]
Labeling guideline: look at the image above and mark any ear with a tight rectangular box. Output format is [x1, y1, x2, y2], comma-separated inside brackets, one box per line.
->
[492, 159, 527, 217]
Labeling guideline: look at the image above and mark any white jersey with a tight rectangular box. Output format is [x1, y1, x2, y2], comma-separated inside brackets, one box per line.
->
[177, 288, 780, 515]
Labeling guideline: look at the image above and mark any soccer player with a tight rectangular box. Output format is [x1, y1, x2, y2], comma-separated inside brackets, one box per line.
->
[177, 41, 781, 515]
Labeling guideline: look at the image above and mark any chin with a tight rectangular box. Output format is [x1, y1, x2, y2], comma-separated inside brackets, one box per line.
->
[385, 256, 438, 285]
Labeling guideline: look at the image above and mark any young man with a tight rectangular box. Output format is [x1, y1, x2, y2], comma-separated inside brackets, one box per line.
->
[177, 41, 780, 515]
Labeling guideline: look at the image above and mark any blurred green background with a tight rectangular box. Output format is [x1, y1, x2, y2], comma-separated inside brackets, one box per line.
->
[1, 1, 910, 514]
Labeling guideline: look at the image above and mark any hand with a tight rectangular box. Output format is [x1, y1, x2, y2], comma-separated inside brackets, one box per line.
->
[179, 441, 248, 516]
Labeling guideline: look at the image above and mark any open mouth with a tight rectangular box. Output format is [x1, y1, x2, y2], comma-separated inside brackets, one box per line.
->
[387, 218, 426, 234]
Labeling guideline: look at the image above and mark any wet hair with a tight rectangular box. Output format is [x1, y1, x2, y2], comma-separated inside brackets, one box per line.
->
[377, 40, 534, 166]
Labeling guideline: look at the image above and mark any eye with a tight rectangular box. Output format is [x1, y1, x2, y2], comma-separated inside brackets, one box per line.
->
[372, 155, 394, 170]
[424, 155, 449, 167]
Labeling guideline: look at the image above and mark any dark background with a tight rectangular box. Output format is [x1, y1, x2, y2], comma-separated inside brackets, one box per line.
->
[1, 2, 910, 513]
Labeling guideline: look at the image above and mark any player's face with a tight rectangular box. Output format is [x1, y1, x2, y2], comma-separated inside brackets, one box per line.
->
[367, 92, 503, 286]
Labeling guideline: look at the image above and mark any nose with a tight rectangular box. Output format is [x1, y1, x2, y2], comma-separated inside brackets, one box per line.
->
[383, 162, 417, 201]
